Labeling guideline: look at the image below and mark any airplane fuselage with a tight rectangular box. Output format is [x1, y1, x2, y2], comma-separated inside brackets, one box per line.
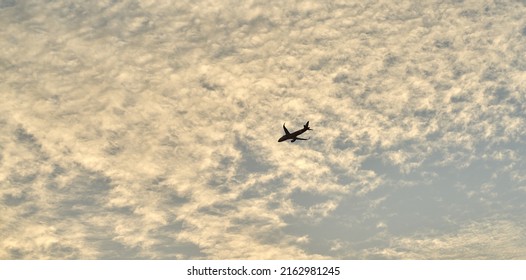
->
[278, 128, 308, 142]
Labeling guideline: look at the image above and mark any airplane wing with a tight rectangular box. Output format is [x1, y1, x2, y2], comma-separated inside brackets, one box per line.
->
[296, 137, 309, 140]
[283, 123, 290, 135]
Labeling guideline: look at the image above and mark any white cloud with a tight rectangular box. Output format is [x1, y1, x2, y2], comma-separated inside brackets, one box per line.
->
[361, 219, 526, 259]
[1, 0, 526, 259]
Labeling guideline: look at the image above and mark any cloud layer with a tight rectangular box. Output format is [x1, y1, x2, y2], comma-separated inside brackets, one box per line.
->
[1, 0, 526, 259]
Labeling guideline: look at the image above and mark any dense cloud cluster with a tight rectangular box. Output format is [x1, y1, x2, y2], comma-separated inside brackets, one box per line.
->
[1, 0, 526, 259]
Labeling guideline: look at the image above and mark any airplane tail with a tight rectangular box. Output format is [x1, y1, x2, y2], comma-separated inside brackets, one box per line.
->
[304, 121, 312, 130]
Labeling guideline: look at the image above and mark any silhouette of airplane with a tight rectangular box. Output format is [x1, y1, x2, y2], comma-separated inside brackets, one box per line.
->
[278, 121, 312, 142]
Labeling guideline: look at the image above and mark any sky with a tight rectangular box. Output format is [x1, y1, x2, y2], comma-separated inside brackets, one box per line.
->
[1, 0, 526, 259]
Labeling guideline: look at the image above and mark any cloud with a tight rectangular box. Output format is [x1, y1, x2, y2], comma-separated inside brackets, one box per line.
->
[1, 0, 526, 259]
[360, 219, 526, 259]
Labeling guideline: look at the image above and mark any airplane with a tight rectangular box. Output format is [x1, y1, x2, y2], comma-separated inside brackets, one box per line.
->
[278, 121, 312, 142]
